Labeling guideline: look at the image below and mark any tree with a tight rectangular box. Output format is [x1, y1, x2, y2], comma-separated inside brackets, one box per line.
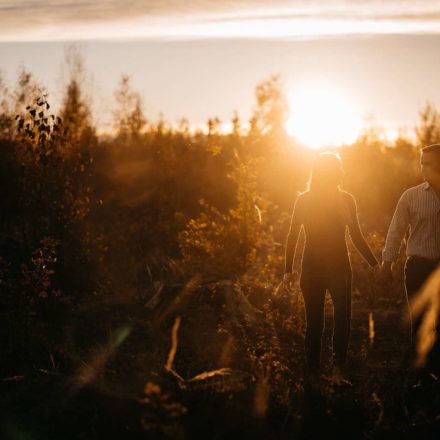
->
[55, 49, 98, 293]
[60, 48, 96, 150]
[250, 74, 289, 136]
[0, 71, 12, 139]
[113, 74, 146, 142]
[178, 151, 279, 282]
[415, 102, 440, 148]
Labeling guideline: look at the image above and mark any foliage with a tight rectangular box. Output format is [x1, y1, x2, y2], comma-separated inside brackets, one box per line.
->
[250, 74, 289, 136]
[113, 74, 147, 142]
[179, 153, 281, 282]
[415, 101, 440, 148]
[0, 65, 439, 439]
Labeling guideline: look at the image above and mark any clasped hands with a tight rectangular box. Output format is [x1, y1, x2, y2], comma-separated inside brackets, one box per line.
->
[282, 272, 295, 290]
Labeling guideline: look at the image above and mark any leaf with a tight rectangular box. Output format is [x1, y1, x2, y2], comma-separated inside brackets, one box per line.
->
[30, 109, 36, 117]
[46, 103, 50, 110]
[188, 368, 233, 382]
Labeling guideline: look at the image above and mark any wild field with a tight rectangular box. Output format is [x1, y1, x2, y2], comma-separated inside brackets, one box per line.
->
[0, 66, 439, 439]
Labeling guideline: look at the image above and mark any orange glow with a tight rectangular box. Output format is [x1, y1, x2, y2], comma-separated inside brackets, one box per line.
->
[285, 85, 362, 149]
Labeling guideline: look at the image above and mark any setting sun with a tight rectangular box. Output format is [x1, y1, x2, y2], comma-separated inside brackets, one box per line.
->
[285, 85, 362, 149]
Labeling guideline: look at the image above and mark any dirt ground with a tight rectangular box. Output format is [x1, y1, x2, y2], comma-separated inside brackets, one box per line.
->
[1, 282, 439, 439]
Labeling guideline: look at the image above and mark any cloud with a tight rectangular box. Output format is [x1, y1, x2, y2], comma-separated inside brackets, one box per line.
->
[1, 0, 440, 41]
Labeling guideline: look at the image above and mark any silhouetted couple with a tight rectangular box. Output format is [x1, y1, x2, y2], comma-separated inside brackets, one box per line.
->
[283, 145, 440, 376]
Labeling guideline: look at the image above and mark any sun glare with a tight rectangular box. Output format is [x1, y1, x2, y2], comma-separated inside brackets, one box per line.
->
[285, 86, 362, 149]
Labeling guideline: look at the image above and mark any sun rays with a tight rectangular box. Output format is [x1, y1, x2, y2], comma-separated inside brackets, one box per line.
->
[285, 84, 362, 149]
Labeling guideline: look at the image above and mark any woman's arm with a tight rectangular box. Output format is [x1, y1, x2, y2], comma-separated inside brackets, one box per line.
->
[284, 195, 305, 274]
[346, 194, 379, 267]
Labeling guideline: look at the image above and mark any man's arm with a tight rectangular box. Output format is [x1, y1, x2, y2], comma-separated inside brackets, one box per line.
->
[382, 192, 410, 263]
[346, 194, 379, 267]
[379, 192, 410, 284]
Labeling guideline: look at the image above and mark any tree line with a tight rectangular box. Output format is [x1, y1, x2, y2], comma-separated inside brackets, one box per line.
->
[1, 60, 439, 375]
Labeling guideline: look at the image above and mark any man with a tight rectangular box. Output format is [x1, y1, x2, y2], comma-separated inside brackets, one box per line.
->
[380, 143, 440, 370]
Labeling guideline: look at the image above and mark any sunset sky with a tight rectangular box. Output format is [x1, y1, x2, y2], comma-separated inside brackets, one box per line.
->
[1, 0, 440, 146]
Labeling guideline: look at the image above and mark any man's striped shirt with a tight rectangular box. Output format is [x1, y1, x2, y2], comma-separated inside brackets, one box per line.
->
[383, 182, 440, 262]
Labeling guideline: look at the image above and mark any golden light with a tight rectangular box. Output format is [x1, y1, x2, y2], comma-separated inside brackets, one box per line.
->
[285, 85, 362, 149]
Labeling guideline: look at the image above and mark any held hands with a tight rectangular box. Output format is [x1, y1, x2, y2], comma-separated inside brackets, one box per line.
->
[372, 261, 381, 278]
[377, 261, 393, 286]
[283, 272, 295, 289]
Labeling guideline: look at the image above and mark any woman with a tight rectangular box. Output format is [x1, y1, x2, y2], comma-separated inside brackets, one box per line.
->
[284, 152, 378, 372]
